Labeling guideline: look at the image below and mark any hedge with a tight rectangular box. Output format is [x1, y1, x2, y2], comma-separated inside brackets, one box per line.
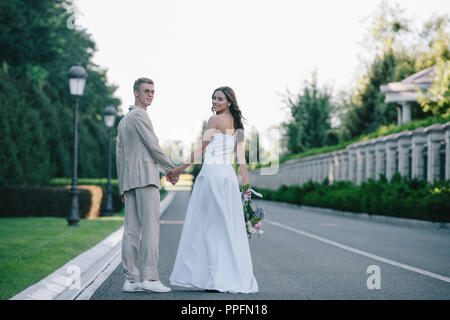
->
[254, 174, 450, 223]
[0, 186, 91, 218]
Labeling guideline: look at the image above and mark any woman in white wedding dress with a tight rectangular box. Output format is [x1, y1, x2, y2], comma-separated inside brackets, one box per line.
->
[167, 86, 258, 294]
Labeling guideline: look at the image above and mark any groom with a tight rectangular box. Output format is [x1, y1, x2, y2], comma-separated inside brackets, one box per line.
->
[116, 77, 179, 292]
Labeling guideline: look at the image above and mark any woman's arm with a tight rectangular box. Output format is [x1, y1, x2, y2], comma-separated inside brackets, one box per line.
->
[236, 140, 249, 185]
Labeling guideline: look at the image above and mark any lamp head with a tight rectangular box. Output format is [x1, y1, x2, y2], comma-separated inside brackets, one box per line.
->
[103, 105, 117, 128]
[68, 65, 88, 96]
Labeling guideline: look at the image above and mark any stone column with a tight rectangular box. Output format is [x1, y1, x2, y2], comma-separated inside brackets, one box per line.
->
[319, 156, 326, 183]
[294, 162, 301, 186]
[298, 162, 303, 185]
[312, 158, 318, 183]
[304, 161, 309, 183]
[397, 130, 412, 179]
[286, 162, 296, 186]
[317, 157, 323, 183]
[401, 102, 412, 124]
[426, 124, 444, 183]
[397, 105, 402, 126]
[375, 138, 386, 180]
[365, 142, 376, 180]
[320, 156, 326, 183]
[332, 152, 339, 183]
[313, 158, 319, 183]
[307, 158, 313, 181]
[326, 155, 332, 183]
[303, 161, 308, 185]
[304, 161, 308, 185]
[310, 160, 315, 183]
[341, 151, 349, 182]
[444, 123, 450, 181]
[356, 145, 366, 185]
[411, 127, 427, 180]
[386, 134, 399, 181]
[335, 151, 342, 182]
[348, 146, 357, 184]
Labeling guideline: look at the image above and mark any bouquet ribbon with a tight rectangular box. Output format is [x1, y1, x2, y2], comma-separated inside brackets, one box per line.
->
[242, 188, 263, 201]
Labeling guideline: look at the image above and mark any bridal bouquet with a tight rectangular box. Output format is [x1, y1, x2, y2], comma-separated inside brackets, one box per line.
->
[240, 184, 265, 238]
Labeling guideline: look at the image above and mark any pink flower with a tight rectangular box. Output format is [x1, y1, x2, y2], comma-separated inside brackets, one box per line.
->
[254, 223, 260, 230]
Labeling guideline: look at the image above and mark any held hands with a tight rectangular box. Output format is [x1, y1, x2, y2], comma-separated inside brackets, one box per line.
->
[241, 184, 252, 201]
[166, 167, 182, 185]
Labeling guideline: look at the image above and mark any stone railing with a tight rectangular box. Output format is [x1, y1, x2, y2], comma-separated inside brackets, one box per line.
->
[246, 122, 450, 190]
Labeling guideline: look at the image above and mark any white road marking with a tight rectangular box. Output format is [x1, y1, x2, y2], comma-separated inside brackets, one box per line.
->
[265, 219, 450, 284]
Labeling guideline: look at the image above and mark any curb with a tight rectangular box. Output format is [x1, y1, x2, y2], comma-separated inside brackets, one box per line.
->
[10, 191, 177, 300]
[259, 199, 450, 230]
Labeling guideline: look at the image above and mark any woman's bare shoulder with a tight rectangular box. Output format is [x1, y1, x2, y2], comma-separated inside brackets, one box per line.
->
[207, 113, 234, 134]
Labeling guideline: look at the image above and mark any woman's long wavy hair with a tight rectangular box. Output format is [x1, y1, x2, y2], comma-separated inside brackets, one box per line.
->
[211, 86, 246, 134]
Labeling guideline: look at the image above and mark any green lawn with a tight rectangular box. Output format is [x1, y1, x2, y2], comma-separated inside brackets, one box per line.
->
[0, 214, 124, 300]
[0, 190, 169, 300]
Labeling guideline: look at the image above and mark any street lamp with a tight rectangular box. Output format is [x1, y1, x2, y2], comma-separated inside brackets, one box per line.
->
[67, 65, 87, 226]
[103, 105, 117, 216]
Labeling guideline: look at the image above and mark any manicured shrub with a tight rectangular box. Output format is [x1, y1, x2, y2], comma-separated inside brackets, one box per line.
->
[254, 175, 450, 222]
[0, 186, 91, 218]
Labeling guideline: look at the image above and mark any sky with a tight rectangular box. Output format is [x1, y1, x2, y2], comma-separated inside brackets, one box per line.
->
[73, 0, 450, 150]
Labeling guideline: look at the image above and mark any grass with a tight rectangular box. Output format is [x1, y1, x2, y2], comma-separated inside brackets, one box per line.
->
[49, 178, 119, 189]
[0, 213, 125, 300]
[0, 189, 170, 300]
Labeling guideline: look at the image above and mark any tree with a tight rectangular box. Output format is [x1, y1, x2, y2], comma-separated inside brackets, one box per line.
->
[283, 71, 335, 154]
[416, 16, 450, 116]
[337, 1, 449, 141]
[0, 0, 121, 186]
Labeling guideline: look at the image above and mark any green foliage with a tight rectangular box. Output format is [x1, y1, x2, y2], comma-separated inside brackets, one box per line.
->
[338, 3, 449, 141]
[0, 0, 121, 186]
[0, 215, 125, 299]
[0, 186, 91, 218]
[255, 174, 450, 222]
[280, 3, 449, 162]
[416, 16, 450, 115]
[283, 71, 335, 154]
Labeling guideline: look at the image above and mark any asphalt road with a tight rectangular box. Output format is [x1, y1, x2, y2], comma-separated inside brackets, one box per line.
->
[90, 190, 450, 300]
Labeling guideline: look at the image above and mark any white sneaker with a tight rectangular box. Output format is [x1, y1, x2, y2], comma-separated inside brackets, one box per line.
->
[123, 280, 142, 292]
[141, 280, 172, 292]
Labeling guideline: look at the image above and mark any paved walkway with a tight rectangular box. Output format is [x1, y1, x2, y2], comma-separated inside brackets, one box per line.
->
[90, 191, 450, 300]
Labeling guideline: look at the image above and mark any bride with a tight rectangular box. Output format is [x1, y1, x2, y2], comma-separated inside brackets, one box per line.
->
[167, 86, 258, 293]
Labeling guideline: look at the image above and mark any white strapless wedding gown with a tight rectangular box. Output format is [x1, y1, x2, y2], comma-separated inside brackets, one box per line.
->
[169, 132, 258, 293]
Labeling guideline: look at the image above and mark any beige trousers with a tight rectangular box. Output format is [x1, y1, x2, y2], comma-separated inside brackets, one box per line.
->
[122, 185, 160, 282]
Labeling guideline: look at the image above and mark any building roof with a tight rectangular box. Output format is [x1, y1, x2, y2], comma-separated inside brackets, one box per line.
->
[379, 67, 434, 103]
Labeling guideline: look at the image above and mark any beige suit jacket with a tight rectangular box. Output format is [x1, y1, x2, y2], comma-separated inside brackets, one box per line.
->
[116, 106, 176, 195]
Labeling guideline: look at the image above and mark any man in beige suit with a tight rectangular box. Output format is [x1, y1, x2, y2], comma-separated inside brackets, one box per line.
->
[116, 77, 179, 293]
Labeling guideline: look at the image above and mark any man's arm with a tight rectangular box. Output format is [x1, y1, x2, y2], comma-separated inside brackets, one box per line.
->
[133, 110, 176, 172]
[116, 132, 125, 201]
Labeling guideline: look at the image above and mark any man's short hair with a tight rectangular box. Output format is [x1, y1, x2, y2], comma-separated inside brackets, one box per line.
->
[133, 77, 154, 92]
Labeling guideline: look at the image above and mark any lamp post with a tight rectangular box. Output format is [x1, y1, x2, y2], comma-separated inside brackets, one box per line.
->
[103, 106, 117, 216]
[67, 65, 87, 226]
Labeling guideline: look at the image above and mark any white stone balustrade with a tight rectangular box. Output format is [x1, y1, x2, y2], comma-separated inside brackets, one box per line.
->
[397, 130, 413, 178]
[245, 122, 450, 190]
[411, 127, 427, 179]
[426, 124, 445, 183]
[374, 138, 386, 179]
[445, 123, 450, 181]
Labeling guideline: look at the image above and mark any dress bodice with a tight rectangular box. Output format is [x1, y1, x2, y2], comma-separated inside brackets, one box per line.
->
[203, 132, 237, 164]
